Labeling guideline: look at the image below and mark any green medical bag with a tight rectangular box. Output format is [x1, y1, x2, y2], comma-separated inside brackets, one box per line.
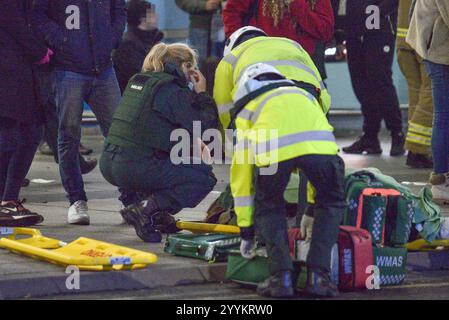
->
[164, 233, 241, 262]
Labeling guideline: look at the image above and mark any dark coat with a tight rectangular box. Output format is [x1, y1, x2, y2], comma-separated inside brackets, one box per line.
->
[0, 0, 47, 124]
[113, 27, 164, 93]
[32, 0, 127, 75]
[334, 0, 399, 42]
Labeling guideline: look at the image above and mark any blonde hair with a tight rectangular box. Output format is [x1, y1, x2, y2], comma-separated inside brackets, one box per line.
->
[262, 0, 317, 27]
[142, 43, 198, 72]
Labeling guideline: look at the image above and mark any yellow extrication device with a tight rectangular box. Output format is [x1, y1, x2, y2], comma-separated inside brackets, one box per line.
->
[406, 239, 449, 252]
[0, 227, 157, 271]
[176, 221, 240, 234]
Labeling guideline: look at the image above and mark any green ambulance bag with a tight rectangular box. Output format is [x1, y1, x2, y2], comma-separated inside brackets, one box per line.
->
[164, 233, 241, 262]
[385, 196, 415, 246]
[226, 249, 271, 286]
[358, 195, 387, 245]
[373, 246, 408, 286]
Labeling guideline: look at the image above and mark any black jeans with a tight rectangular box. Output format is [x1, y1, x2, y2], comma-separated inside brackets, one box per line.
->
[254, 154, 346, 275]
[0, 119, 42, 201]
[347, 34, 403, 137]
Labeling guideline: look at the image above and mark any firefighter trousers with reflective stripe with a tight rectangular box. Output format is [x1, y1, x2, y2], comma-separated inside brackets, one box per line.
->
[397, 48, 434, 155]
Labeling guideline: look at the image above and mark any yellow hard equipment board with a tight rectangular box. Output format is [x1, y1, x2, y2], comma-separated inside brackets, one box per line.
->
[0, 228, 157, 271]
[176, 221, 240, 234]
[406, 239, 449, 251]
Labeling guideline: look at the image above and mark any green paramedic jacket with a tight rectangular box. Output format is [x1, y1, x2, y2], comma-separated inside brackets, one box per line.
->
[106, 63, 219, 155]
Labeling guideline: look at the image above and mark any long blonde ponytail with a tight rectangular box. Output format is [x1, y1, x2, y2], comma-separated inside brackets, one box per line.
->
[142, 43, 198, 73]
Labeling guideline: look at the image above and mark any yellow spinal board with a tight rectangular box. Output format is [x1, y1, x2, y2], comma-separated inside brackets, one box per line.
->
[0, 228, 157, 271]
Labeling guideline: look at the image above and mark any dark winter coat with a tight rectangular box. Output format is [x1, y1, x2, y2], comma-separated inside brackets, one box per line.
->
[32, 0, 127, 75]
[113, 27, 164, 93]
[0, 0, 47, 124]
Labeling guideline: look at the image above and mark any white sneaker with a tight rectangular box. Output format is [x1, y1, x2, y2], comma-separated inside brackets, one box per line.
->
[68, 200, 90, 225]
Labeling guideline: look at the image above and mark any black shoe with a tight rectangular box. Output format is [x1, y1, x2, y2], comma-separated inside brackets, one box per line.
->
[257, 271, 294, 298]
[151, 212, 180, 234]
[79, 143, 93, 156]
[342, 135, 382, 155]
[390, 132, 406, 156]
[406, 152, 433, 169]
[120, 203, 162, 243]
[80, 157, 98, 175]
[305, 268, 339, 298]
[0, 200, 44, 227]
[38, 142, 54, 156]
[22, 178, 30, 188]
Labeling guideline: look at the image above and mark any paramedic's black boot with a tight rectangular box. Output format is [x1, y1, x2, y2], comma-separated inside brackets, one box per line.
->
[257, 271, 294, 298]
[305, 268, 339, 298]
[342, 135, 382, 155]
[120, 199, 162, 243]
[151, 211, 180, 234]
[406, 152, 433, 168]
[390, 131, 406, 156]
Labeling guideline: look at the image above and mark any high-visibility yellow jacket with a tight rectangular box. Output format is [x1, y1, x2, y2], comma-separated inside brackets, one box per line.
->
[214, 36, 331, 131]
[230, 86, 339, 228]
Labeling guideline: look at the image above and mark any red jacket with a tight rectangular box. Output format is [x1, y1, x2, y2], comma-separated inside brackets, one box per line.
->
[223, 0, 334, 55]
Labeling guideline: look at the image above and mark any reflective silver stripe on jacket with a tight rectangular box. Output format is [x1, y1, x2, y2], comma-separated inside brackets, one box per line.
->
[234, 196, 255, 207]
[217, 102, 235, 115]
[256, 131, 336, 154]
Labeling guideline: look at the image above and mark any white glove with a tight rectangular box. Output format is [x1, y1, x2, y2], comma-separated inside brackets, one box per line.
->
[240, 239, 257, 260]
[300, 214, 314, 242]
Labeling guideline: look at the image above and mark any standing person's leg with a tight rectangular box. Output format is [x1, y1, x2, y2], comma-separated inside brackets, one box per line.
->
[297, 154, 346, 297]
[54, 70, 90, 224]
[3, 122, 42, 202]
[0, 121, 44, 226]
[403, 50, 433, 168]
[366, 34, 404, 156]
[425, 61, 449, 202]
[343, 38, 382, 154]
[0, 120, 16, 201]
[86, 67, 121, 138]
[252, 160, 296, 298]
[44, 91, 97, 174]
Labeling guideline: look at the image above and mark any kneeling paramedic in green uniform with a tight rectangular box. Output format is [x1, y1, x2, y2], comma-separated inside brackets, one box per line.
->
[232, 63, 346, 298]
[100, 43, 219, 243]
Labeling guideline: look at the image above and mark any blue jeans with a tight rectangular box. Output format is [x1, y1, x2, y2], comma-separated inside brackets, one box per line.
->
[0, 119, 42, 201]
[424, 61, 449, 174]
[188, 28, 209, 67]
[53, 67, 121, 204]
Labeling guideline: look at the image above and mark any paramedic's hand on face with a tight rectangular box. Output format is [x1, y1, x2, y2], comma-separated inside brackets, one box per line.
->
[205, 0, 221, 11]
[300, 214, 314, 242]
[240, 227, 256, 259]
[196, 138, 212, 164]
[190, 69, 207, 93]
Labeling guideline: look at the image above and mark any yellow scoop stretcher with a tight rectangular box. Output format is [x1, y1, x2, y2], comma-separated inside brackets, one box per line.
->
[0, 227, 157, 271]
[176, 221, 240, 234]
[405, 238, 449, 252]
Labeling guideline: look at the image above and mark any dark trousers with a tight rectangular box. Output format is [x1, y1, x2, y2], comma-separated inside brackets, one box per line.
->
[0, 119, 42, 201]
[255, 155, 346, 275]
[347, 34, 403, 137]
[100, 145, 217, 214]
